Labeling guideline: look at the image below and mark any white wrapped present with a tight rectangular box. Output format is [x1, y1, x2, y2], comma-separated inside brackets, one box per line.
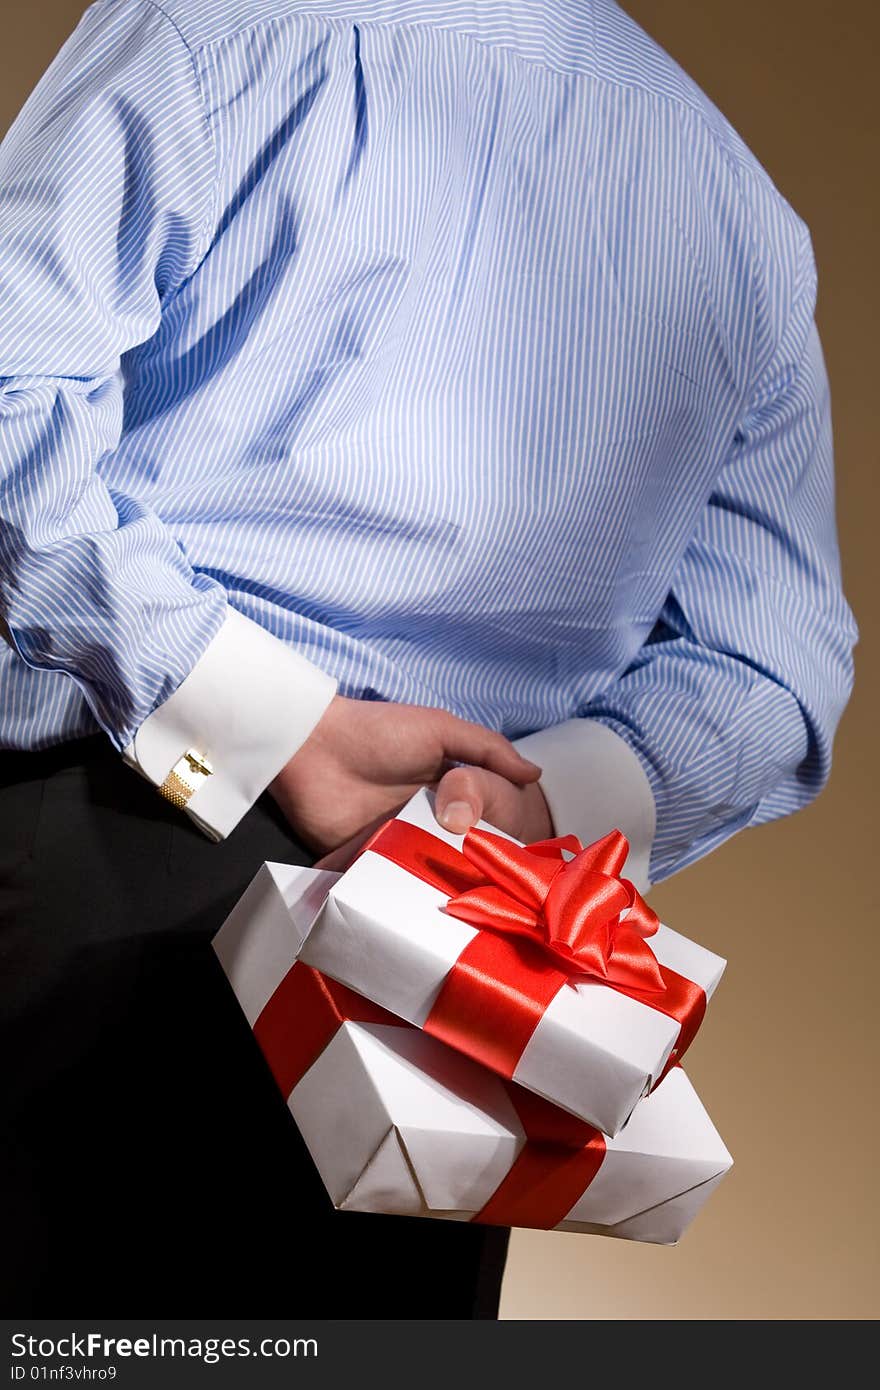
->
[213, 861, 732, 1241]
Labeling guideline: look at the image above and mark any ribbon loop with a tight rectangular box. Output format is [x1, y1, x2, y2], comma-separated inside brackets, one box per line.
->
[457, 827, 561, 910]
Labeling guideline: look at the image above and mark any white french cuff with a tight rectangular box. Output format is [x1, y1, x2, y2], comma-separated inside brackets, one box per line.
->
[122, 607, 337, 841]
[512, 718, 656, 893]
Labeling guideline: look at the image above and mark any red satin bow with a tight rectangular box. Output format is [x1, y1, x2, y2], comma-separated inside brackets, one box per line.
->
[354, 812, 706, 1094]
[443, 826, 665, 995]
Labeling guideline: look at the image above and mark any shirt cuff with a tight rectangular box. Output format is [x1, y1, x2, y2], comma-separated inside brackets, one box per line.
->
[511, 718, 656, 893]
[122, 607, 337, 841]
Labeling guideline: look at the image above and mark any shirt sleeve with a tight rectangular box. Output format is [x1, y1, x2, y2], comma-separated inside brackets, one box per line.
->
[0, 0, 337, 833]
[0, 0, 225, 745]
[560, 230, 857, 885]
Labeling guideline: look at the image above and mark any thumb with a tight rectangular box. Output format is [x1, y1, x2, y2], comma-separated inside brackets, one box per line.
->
[434, 765, 489, 834]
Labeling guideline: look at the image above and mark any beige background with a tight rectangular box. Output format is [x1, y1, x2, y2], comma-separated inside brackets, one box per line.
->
[3, 2, 877, 1321]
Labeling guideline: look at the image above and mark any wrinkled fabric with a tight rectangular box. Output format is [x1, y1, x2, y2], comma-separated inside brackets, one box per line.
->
[0, 1, 856, 878]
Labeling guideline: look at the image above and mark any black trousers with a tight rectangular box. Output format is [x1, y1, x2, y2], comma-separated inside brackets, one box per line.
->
[0, 735, 509, 1317]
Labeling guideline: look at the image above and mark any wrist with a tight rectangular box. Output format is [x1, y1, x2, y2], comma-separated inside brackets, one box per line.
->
[512, 718, 656, 891]
[268, 693, 342, 791]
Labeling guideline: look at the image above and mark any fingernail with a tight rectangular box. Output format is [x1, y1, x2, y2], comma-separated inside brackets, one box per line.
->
[440, 800, 475, 832]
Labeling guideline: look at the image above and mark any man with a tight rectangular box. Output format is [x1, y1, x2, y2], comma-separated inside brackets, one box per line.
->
[0, 0, 856, 1317]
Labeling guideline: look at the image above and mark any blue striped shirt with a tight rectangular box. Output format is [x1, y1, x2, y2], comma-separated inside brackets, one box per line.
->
[0, 0, 857, 880]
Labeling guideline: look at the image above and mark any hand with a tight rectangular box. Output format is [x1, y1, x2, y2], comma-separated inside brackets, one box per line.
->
[268, 694, 542, 857]
[434, 764, 554, 844]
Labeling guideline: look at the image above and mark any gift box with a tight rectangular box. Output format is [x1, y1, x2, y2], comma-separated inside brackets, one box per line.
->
[213, 866, 733, 1242]
[294, 788, 725, 1136]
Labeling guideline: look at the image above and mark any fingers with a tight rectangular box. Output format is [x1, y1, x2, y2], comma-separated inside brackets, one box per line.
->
[437, 713, 541, 786]
[434, 765, 490, 833]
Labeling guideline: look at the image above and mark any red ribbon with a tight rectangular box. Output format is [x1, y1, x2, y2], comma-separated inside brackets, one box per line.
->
[474, 1085, 606, 1229]
[252, 959, 606, 1229]
[253, 960, 401, 1099]
[357, 817, 706, 1088]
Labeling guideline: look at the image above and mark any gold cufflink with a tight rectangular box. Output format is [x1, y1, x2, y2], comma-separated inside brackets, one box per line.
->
[158, 749, 214, 810]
